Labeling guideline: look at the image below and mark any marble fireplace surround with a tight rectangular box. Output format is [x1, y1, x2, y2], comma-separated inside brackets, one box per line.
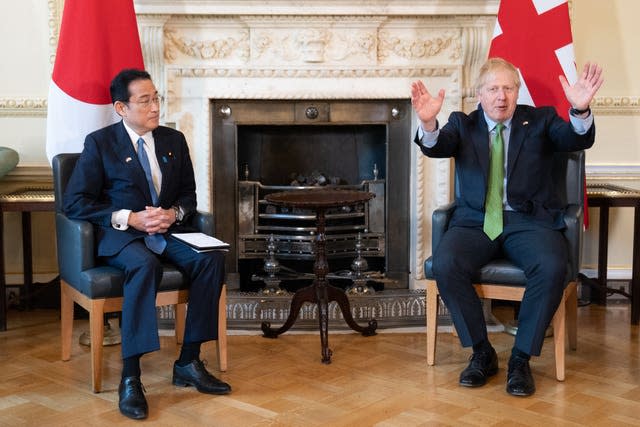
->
[134, 0, 499, 292]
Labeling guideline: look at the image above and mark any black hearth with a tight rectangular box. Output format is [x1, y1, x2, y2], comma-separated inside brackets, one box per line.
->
[211, 100, 411, 291]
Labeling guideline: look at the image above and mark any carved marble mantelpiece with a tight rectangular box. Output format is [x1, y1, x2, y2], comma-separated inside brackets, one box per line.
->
[133, 0, 498, 287]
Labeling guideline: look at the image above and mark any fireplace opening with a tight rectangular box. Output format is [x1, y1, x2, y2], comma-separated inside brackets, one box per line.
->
[211, 100, 411, 292]
[237, 124, 386, 186]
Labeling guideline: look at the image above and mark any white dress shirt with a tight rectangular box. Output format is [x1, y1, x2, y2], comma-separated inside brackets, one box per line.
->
[111, 122, 163, 230]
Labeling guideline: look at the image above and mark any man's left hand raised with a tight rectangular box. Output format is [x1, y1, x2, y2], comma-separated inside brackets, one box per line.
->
[559, 62, 604, 111]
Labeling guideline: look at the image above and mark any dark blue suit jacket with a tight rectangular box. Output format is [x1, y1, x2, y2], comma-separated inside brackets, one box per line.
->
[63, 120, 198, 257]
[415, 104, 595, 229]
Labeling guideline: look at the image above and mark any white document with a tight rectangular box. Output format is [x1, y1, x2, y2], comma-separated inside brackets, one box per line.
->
[171, 232, 230, 252]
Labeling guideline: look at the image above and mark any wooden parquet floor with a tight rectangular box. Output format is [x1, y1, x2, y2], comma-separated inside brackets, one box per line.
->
[0, 304, 638, 426]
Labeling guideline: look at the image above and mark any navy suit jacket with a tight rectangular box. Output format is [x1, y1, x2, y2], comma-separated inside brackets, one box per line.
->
[415, 104, 595, 229]
[63, 120, 198, 257]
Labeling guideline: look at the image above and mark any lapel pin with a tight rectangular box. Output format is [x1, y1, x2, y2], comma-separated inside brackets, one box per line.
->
[522, 121, 529, 126]
[125, 157, 132, 163]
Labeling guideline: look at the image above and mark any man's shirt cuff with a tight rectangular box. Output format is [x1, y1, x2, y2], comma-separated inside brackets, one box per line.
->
[417, 122, 440, 148]
[112, 209, 131, 230]
[569, 110, 594, 135]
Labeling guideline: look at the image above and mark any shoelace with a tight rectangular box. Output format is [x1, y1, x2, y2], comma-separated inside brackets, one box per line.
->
[127, 377, 147, 393]
[509, 357, 530, 372]
[194, 359, 215, 378]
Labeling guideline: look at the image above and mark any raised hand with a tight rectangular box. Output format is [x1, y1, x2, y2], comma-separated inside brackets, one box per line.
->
[411, 80, 445, 131]
[559, 62, 604, 111]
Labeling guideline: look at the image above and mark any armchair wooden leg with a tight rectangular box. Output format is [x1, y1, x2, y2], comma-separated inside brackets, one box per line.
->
[60, 281, 74, 362]
[216, 284, 228, 372]
[566, 281, 578, 351]
[551, 288, 567, 382]
[175, 303, 186, 345]
[90, 301, 106, 393]
[426, 280, 439, 366]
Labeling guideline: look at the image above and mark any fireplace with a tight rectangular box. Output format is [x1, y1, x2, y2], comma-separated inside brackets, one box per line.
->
[133, 0, 497, 299]
[132, 0, 497, 327]
[211, 99, 411, 291]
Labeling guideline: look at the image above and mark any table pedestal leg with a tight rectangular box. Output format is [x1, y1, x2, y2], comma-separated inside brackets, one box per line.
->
[261, 206, 377, 363]
[326, 284, 377, 336]
[632, 206, 640, 324]
[0, 208, 5, 331]
[261, 284, 316, 338]
[316, 280, 331, 363]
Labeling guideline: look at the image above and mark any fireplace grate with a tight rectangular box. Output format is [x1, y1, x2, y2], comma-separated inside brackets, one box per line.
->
[238, 180, 385, 260]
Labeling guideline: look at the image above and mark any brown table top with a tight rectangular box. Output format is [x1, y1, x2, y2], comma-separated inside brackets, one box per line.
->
[265, 188, 374, 208]
[586, 182, 640, 199]
[0, 187, 54, 202]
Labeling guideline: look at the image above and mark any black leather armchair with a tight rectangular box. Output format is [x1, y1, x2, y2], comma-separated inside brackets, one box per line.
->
[423, 151, 583, 381]
[52, 153, 227, 392]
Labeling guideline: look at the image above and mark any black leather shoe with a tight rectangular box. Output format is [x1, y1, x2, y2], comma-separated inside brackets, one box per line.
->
[173, 360, 231, 395]
[118, 376, 148, 420]
[506, 356, 536, 396]
[459, 347, 499, 387]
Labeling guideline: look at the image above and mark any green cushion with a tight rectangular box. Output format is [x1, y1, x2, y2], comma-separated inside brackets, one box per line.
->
[0, 147, 19, 179]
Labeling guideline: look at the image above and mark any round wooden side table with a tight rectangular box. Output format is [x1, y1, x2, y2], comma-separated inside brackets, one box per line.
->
[261, 188, 378, 363]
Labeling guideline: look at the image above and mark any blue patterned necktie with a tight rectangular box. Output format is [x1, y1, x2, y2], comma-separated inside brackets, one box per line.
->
[136, 137, 166, 254]
[483, 123, 505, 240]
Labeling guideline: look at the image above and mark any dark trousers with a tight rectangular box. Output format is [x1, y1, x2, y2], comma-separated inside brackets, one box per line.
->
[103, 236, 225, 359]
[431, 212, 567, 356]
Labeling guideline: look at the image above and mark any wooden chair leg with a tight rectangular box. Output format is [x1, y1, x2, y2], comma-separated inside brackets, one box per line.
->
[426, 280, 438, 366]
[175, 303, 186, 345]
[216, 284, 228, 372]
[90, 300, 105, 393]
[60, 281, 74, 362]
[566, 281, 578, 351]
[551, 289, 567, 382]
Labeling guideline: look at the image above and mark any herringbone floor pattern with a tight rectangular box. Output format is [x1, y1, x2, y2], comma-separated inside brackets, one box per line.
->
[0, 303, 638, 426]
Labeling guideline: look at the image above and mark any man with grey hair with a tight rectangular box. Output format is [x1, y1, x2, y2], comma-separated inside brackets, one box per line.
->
[410, 57, 603, 396]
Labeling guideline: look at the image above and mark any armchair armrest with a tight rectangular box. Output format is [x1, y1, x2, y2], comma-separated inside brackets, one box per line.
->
[562, 203, 583, 280]
[431, 202, 456, 251]
[55, 213, 96, 286]
[191, 211, 215, 236]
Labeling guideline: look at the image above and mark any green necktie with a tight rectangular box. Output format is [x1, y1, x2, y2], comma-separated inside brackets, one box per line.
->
[483, 123, 505, 240]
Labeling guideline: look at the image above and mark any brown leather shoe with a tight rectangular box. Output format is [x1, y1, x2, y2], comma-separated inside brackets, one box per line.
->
[173, 360, 231, 395]
[459, 347, 499, 387]
[118, 376, 148, 420]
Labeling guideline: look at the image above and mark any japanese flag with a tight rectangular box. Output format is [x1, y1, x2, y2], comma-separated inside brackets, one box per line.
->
[46, 0, 144, 164]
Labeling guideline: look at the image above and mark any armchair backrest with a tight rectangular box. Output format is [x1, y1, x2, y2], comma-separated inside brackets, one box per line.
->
[558, 150, 585, 279]
[52, 153, 81, 213]
[52, 153, 97, 285]
[553, 150, 585, 208]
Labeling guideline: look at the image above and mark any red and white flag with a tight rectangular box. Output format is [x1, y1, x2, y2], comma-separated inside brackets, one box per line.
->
[46, 0, 144, 163]
[488, 0, 589, 226]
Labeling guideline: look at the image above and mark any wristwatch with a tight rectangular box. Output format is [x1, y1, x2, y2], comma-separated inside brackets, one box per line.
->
[570, 106, 591, 116]
[172, 205, 185, 225]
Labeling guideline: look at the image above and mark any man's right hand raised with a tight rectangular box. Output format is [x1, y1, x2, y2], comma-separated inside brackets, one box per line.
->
[410, 80, 445, 132]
